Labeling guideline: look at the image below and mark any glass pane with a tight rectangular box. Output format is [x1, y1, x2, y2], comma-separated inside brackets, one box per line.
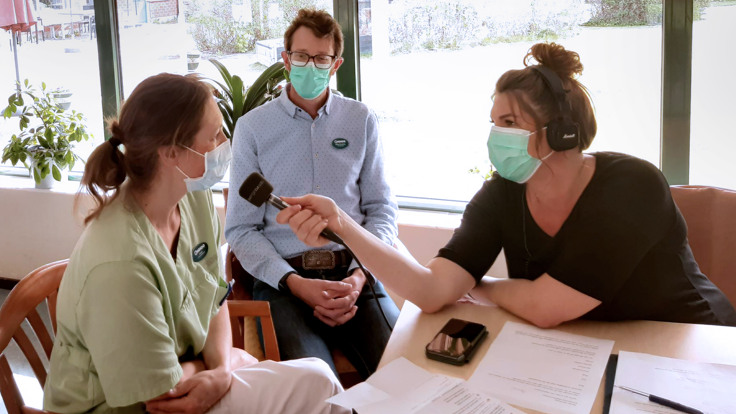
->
[360, 0, 662, 202]
[690, 1, 736, 189]
[117, 1, 333, 184]
[1, 0, 102, 174]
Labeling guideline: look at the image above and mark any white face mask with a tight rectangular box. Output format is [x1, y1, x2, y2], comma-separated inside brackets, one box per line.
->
[176, 140, 232, 192]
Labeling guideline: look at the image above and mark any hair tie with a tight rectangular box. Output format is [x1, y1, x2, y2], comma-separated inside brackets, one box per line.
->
[108, 137, 122, 149]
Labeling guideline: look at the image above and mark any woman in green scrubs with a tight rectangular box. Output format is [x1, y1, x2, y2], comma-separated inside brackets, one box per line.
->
[43, 73, 347, 414]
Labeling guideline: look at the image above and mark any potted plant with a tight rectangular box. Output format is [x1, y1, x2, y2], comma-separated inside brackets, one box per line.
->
[51, 88, 74, 110]
[187, 51, 202, 72]
[207, 59, 287, 140]
[2, 80, 92, 189]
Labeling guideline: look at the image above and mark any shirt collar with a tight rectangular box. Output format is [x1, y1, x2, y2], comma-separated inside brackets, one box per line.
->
[278, 84, 333, 118]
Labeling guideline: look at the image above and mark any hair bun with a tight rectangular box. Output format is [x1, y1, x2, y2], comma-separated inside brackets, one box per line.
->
[525, 42, 583, 80]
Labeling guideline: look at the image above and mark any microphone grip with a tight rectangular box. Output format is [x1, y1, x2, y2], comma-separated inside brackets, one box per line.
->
[266, 195, 345, 246]
[268, 194, 290, 210]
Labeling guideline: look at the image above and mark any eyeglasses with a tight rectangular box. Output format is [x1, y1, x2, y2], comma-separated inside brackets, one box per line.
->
[287, 51, 336, 69]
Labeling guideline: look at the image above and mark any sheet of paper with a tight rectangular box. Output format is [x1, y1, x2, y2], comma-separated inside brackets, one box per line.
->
[610, 351, 736, 414]
[467, 321, 614, 414]
[415, 383, 524, 414]
[327, 357, 523, 414]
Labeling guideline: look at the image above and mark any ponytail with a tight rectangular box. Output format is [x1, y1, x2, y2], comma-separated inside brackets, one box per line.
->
[78, 120, 128, 225]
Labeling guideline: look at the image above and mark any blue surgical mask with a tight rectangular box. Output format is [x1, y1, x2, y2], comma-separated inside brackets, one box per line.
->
[289, 62, 331, 100]
[487, 125, 551, 183]
[177, 140, 232, 192]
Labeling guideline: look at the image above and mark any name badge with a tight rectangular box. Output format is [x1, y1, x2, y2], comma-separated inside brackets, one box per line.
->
[192, 242, 208, 262]
[331, 138, 349, 149]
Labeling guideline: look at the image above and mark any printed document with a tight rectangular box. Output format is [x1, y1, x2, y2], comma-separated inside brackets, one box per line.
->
[467, 321, 614, 414]
[327, 357, 523, 414]
[610, 351, 736, 414]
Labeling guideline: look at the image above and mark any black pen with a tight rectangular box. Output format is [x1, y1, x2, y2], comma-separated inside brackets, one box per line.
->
[617, 386, 704, 414]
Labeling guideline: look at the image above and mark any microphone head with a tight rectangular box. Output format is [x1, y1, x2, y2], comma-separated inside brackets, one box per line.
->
[239, 172, 273, 207]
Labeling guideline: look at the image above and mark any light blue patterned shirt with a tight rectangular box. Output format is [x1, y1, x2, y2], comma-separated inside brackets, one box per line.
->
[225, 86, 398, 288]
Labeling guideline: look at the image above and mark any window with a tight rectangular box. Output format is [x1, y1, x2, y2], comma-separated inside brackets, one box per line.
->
[118, 0, 333, 105]
[115, 0, 333, 186]
[359, 0, 662, 202]
[1, 0, 102, 173]
[690, 1, 736, 189]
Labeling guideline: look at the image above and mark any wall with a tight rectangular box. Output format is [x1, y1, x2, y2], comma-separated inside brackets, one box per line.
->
[0, 177, 507, 281]
[149, 0, 179, 20]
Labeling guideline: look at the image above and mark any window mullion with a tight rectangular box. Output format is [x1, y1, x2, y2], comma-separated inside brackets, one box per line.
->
[93, 0, 124, 140]
[661, 0, 693, 185]
[333, 0, 361, 100]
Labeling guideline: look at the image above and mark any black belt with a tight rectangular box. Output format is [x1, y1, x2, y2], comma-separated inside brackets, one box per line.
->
[286, 250, 351, 270]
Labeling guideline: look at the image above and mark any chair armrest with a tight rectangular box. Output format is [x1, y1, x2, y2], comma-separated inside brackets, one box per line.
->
[227, 300, 280, 362]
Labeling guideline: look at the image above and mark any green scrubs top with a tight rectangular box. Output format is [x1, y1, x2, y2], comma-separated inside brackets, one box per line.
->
[43, 188, 229, 413]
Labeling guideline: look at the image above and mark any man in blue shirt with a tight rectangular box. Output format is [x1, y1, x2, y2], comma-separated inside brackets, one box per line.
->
[225, 9, 399, 380]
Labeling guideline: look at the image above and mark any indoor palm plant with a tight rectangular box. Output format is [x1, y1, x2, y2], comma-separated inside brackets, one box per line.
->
[2, 80, 91, 188]
[207, 59, 287, 140]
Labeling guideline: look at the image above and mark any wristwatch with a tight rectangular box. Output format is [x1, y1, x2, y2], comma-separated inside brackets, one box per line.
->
[278, 272, 294, 294]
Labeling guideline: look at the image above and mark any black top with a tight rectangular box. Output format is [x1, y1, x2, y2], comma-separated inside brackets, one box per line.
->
[438, 152, 736, 326]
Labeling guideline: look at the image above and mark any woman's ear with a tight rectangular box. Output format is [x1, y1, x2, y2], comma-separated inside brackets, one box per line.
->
[158, 145, 180, 167]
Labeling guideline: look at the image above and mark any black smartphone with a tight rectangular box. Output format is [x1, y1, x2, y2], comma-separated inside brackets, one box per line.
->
[425, 318, 488, 365]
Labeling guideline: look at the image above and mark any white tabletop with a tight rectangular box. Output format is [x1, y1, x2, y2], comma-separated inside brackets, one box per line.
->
[379, 301, 736, 413]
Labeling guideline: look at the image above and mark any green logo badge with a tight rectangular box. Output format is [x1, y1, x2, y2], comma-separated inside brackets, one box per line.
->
[192, 242, 208, 262]
[332, 138, 349, 149]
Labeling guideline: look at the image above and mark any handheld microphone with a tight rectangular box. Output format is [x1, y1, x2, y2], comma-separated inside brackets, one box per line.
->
[239, 172, 345, 246]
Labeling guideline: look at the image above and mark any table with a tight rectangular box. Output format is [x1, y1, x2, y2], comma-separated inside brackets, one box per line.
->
[37, 9, 93, 40]
[378, 301, 736, 414]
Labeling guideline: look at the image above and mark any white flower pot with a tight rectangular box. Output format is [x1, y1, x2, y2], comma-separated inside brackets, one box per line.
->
[31, 160, 67, 189]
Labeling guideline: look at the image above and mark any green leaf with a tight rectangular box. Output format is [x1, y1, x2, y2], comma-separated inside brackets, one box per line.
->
[210, 59, 234, 91]
[230, 75, 245, 118]
[33, 167, 41, 183]
[52, 164, 62, 181]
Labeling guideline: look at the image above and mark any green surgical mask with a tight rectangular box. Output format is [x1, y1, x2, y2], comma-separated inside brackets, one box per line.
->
[289, 63, 330, 100]
[487, 125, 551, 183]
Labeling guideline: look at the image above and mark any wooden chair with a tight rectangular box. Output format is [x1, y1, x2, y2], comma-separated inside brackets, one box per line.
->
[227, 299, 280, 362]
[0, 259, 280, 414]
[0, 259, 66, 414]
[222, 188, 362, 387]
[671, 185, 736, 307]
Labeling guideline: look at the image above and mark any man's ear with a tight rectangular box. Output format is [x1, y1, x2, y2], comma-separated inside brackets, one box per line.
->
[281, 50, 291, 71]
[330, 57, 344, 76]
[158, 145, 179, 167]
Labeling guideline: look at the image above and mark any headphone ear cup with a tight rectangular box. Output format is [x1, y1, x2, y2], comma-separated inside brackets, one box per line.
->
[546, 118, 580, 151]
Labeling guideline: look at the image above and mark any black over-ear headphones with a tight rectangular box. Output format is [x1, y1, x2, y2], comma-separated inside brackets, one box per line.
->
[530, 65, 580, 151]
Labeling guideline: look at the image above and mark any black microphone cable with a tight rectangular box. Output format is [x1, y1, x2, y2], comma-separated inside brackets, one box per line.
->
[341, 243, 394, 332]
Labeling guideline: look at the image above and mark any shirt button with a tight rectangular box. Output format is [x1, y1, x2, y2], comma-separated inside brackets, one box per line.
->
[316, 185, 320, 190]
[315, 153, 318, 158]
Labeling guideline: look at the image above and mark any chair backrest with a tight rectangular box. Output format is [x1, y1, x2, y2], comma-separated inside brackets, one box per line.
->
[670, 185, 736, 307]
[0, 260, 67, 414]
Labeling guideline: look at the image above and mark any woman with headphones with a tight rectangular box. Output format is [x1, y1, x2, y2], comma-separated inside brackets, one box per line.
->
[275, 42, 736, 328]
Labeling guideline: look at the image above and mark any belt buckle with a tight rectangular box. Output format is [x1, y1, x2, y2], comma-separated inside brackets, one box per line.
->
[302, 250, 336, 270]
